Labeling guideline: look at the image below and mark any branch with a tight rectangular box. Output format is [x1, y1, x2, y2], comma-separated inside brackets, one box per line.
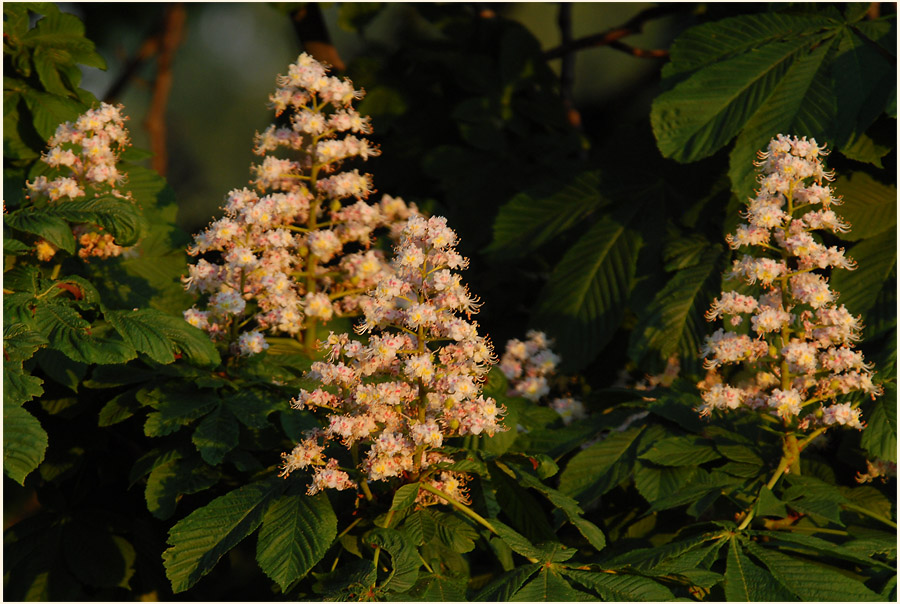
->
[543, 3, 683, 60]
[290, 4, 345, 71]
[144, 3, 186, 176]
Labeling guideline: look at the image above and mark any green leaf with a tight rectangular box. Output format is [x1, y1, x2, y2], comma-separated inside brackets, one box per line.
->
[3, 403, 48, 485]
[364, 528, 420, 593]
[534, 211, 642, 372]
[638, 435, 722, 466]
[605, 532, 722, 572]
[860, 383, 897, 463]
[391, 483, 421, 511]
[486, 171, 606, 257]
[23, 89, 85, 139]
[830, 229, 896, 322]
[725, 536, 794, 601]
[35, 348, 86, 392]
[403, 573, 468, 601]
[653, 33, 830, 162]
[647, 470, 743, 514]
[33, 46, 75, 97]
[191, 406, 239, 465]
[840, 131, 893, 167]
[48, 196, 146, 247]
[434, 512, 479, 554]
[629, 246, 722, 369]
[664, 13, 834, 77]
[163, 478, 285, 593]
[34, 301, 135, 365]
[4, 366, 45, 407]
[256, 492, 337, 592]
[746, 541, 881, 601]
[105, 309, 179, 364]
[5, 208, 76, 254]
[97, 387, 141, 426]
[4, 322, 48, 365]
[558, 426, 643, 503]
[835, 173, 897, 241]
[755, 486, 788, 518]
[474, 564, 541, 601]
[751, 530, 894, 570]
[511, 568, 581, 602]
[400, 509, 438, 546]
[565, 569, 675, 602]
[726, 37, 836, 200]
[492, 520, 575, 563]
[634, 463, 697, 504]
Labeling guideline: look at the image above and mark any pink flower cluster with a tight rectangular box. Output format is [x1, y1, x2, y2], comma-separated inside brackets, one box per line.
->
[500, 330, 586, 425]
[280, 216, 505, 500]
[25, 103, 133, 261]
[699, 134, 880, 429]
[183, 54, 417, 356]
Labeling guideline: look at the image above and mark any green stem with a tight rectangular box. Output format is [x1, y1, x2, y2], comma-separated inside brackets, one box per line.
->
[336, 517, 363, 541]
[778, 525, 848, 536]
[843, 502, 897, 529]
[372, 509, 397, 584]
[418, 483, 493, 534]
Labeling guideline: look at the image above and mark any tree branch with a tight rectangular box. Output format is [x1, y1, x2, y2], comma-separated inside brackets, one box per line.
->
[543, 3, 683, 60]
[144, 3, 186, 176]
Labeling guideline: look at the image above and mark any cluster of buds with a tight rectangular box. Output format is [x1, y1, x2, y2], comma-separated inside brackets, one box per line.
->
[183, 54, 417, 356]
[500, 330, 587, 425]
[25, 102, 133, 261]
[698, 135, 880, 430]
[281, 216, 505, 500]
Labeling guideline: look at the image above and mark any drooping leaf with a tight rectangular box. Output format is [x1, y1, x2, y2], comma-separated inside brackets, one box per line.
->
[653, 32, 830, 163]
[473, 564, 541, 601]
[726, 37, 836, 200]
[511, 568, 582, 602]
[33, 301, 135, 365]
[629, 246, 722, 370]
[191, 406, 239, 465]
[634, 463, 698, 504]
[364, 528, 420, 593]
[486, 171, 607, 257]
[830, 229, 896, 326]
[48, 195, 145, 247]
[256, 492, 337, 592]
[835, 172, 897, 241]
[163, 478, 285, 593]
[558, 427, 644, 503]
[3, 403, 49, 485]
[391, 483, 421, 511]
[860, 382, 897, 463]
[4, 208, 76, 254]
[746, 541, 881, 601]
[725, 537, 795, 601]
[638, 435, 722, 466]
[534, 209, 642, 371]
[565, 569, 675, 602]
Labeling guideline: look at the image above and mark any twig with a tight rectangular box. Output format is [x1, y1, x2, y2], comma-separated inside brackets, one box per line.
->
[544, 4, 682, 60]
[609, 40, 669, 59]
[145, 3, 186, 176]
[557, 3, 582, 130]
[103, 35, 160, 103]
[290, 4, 345, 71]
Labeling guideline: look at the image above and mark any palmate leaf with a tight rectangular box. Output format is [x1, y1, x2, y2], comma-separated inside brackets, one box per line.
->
[22, 88, 86, 140]
[363, 528, 420, 593]
[727, 37, 836, 201]
[4, 207, 76, 254]
[558, 426, 644, 504]
[473, 564, 541, 601]
[511, 568, 582, 602]
[663, 12, 835, 78]
[48, 196, 146, 246]
[256, 491, 337, 592]
[835, 173, 897, 241]
[861, 383, 897, 463]
[191, 406, 239, 465]
[634, 463, 697, 504]
[638, 435, 722, 466]
[486, 171, 607, 258]
[629, 246, 722, 370]
[33, 301, 135, 365]
[533, 210, 642, 372]
[830, 228, 896, 327]
[104, 308, 219, 367]
[653, 33, 829, 163]
[725, 537, 794, 601]
[746, 541, 882, 601]
[163, 478, 286, 593]
[564, 569, 675, 602]
[402, 573, 468, 601]
[391, 483, 421, 511]
[3, 402, 49, 485]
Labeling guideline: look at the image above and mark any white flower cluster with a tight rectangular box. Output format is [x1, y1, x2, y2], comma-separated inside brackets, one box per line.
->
[500, 330, 587, 425]
[26, 102, 133, 261]
[281, 216, 505, 500]
[183, 54, 417, 356]
[699, 134, 880, 430]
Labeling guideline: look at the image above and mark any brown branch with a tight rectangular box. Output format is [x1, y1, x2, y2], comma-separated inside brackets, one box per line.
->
[608, 40, 669, 59]
[543, 3, 684, 60]
[103, 33, 161, 103]
[145, 3, 186, 176]
[557, 3, 582, 129]
[291, 4, 344, 71]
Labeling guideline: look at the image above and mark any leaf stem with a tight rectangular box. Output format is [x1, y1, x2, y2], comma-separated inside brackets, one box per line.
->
[418, 482, 496, 534]
[842, 502, 897, 529]
[336, 517, 363, 541]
